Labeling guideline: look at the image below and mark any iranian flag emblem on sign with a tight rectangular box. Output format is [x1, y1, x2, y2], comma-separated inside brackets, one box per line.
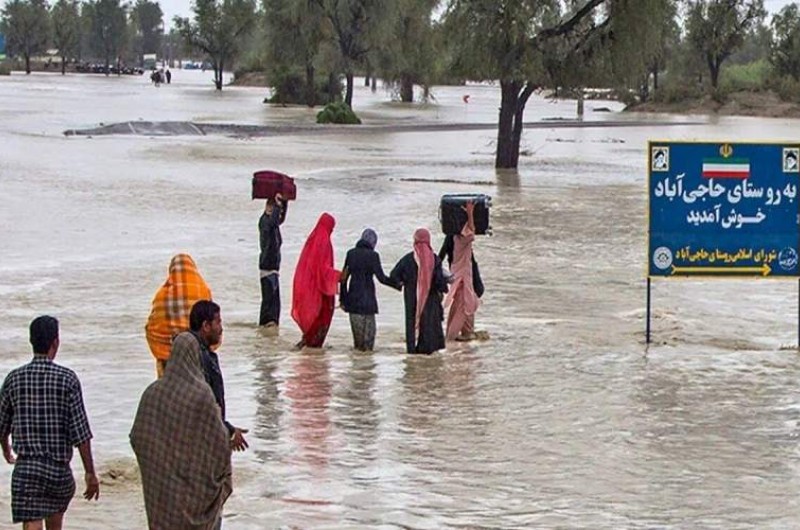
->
[702, 158, 750, 178]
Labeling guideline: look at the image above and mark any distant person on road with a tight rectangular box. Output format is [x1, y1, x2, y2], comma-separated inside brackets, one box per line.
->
[339, 228, 398, 351]
[131, 330, 232, 530]
[145, 253, 217, 377]
[390, 228, 449, 354]
[259, 193, 288, 333]
[292, 213, 341, 349]
[0, 316, 100, 529]
[442, 202, 482, 341]
[165, 69, 171, 84]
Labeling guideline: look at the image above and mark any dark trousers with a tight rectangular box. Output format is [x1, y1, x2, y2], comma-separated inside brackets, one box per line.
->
[349, 313, 376, 351]
[259, 274, 280, 326]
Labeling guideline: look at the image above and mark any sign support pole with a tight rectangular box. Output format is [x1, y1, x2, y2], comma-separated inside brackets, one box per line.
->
[646, 277, 651, 344]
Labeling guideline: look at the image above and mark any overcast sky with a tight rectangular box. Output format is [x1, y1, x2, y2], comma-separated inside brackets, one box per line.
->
[0, 0, 796, 33]
[131, 0, 800, 31]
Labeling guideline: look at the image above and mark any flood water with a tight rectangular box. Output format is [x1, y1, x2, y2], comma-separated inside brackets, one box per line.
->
[2, 70, 800, 529]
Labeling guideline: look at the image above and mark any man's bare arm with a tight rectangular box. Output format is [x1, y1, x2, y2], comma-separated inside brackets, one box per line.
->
[78, 440, 99, 500]
[1, 435, 14, 464]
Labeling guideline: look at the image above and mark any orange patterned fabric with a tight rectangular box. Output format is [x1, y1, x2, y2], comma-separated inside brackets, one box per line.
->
[145, 254, 214, 362]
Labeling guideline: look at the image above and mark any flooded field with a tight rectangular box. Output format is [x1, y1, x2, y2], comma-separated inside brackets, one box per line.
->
[1, 70, 800, 529]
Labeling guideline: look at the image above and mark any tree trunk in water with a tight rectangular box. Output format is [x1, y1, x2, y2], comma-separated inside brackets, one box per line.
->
[496, 81, 520, 169]
[25, 54, 31, 74]
[215, 61, 224, 90]
[305, 64, 316, 108]
[61, 56, 66, 75]
[328, 72, 338, 103]
[345, 72, 354, 107]
[495, 80, 535, 170]
[400, 74, 413, 103]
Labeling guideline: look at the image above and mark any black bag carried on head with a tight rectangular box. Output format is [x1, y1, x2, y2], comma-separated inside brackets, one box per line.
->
[439, 193, 492, 236]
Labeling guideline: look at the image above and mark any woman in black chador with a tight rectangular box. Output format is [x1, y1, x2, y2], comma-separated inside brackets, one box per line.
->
[390, 228, 449, 354]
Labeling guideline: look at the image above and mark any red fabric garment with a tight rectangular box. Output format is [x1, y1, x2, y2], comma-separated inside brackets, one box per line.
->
[292, 213, 341, 343]
[302, 297, 335, 348]
[413, 228, 435, 339]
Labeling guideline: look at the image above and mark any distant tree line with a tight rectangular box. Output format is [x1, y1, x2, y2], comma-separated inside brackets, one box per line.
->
[4, 0, 800, 169]
[0, 0, 178, 75]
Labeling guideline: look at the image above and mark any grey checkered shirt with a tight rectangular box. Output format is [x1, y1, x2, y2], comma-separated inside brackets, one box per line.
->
[0, 355, 93, 463]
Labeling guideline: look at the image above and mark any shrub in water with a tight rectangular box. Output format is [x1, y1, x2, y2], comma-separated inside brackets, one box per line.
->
[316, 102, 361, 124]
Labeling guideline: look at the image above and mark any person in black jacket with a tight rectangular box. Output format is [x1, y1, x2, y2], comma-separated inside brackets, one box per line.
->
[390, 228, 449, 354]
[339, 229, 398, 351]
[259, 194, 287, 331]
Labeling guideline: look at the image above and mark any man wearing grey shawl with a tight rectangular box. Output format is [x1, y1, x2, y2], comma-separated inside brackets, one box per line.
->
[131, 332, 232, 530]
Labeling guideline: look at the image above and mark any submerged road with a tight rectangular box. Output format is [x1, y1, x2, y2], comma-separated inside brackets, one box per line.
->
[64, 118, 704, 138]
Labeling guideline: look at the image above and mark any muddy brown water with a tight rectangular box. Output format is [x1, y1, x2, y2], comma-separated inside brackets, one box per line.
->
[1, 71, 800, 529]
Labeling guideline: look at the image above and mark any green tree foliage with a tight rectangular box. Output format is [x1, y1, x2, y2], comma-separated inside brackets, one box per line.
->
[686, 0, 766, 91]
[130, 0, 163, 65]
[729, 21, 771, 64]
[770, 3, 800, 80]
[175, 0, 256, 90]
[604, 0, 679, 100]
[51, 0, 81, 74]
[376, 0, 437, 102]
[85, 0, 129, 74]
[314, 0, 394, 107]
[1, 0, 51, 74]
[263, 0, 327, 106]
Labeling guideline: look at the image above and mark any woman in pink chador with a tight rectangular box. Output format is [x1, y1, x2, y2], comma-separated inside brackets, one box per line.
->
[444, 202, 481, 341]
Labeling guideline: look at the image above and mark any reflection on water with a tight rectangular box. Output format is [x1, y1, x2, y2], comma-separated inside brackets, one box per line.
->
[2, 72, 800, 527]
[285, 352, 333, 471]
[334, 353, 380, 456]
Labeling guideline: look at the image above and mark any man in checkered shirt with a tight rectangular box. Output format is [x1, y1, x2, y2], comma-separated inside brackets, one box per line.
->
[0, 316, 100, 529]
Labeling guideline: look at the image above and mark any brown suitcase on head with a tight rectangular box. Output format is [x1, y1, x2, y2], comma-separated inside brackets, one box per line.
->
[252, 170, 297, 200]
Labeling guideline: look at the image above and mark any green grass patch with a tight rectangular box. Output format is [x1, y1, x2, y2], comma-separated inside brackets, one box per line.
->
[719, 60, 771, 93]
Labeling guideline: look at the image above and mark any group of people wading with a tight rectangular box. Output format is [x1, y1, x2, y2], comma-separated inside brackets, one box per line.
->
[0, 193, 485, 530]
[259, 194, 484, 354]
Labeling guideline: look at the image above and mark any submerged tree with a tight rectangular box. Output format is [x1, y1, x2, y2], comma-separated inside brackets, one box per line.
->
[1, 0, 51, 74]
[686, 0, 766, 91]
[605, 0, 679, 100]
[52, 0, 82, 74]
[443, 0, 690, 169]
[443, 0, 613, 169]
[175, 0, 256, 90]
[314, 0, 394, 107]
[263, 0, 326, 106]
[379, 0, 438, 102]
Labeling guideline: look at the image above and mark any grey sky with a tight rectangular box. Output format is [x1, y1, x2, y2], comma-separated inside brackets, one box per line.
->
[156, 0, 796, 30]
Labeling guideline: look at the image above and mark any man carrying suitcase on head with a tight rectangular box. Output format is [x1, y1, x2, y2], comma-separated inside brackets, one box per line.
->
[259, 193, 288, 333]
